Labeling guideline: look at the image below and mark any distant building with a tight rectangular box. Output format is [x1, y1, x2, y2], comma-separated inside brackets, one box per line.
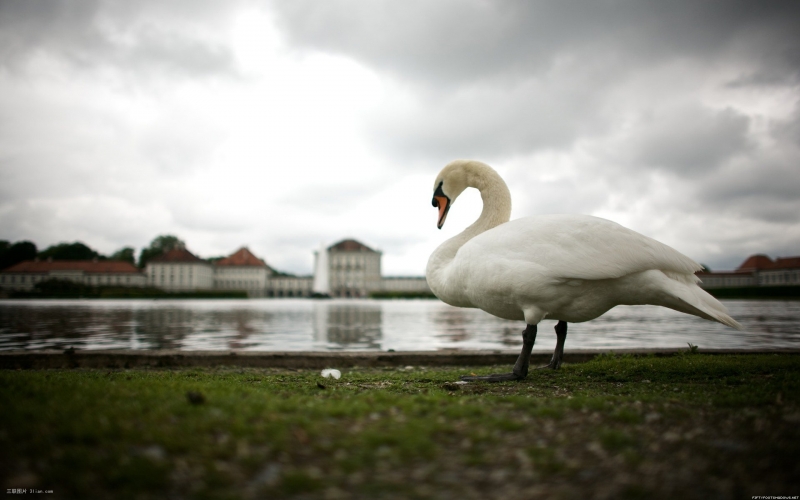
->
[697, 254, 800, 288]
[757, 256, 800, 286]
[323, 239, 382, 298]
[146, 245, 214, 291]
[0, 259, 146, 291]
[1, 238, 433, 298]
[214, 247, 272, 296]
[267, 276, 313, 297]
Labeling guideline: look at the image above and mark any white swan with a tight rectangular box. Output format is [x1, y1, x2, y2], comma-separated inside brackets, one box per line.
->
[425, 160, 742, 382]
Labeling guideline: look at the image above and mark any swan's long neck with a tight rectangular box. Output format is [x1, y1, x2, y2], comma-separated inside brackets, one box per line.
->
[427, 164, 512, 275]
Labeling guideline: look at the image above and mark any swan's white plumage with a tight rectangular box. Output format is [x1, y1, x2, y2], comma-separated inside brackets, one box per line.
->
[426, 160, 742, 332]
[462, 214, 701, 281]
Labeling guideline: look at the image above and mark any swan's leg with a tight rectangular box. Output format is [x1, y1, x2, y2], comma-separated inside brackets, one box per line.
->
[538, 321, 567, 370]
[460, 324, 537, 382]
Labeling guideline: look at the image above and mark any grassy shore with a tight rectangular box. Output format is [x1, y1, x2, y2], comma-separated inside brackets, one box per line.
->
[2, 353, 799, 499]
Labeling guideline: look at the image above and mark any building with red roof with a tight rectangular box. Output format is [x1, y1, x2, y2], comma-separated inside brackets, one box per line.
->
[736, 254, 775, 272]
[757, 256, 800, 286]
[1, 238, 431, 298]
[0, 259, 146, 291]
[324, 238, 382, 298]
[214, 247, 273, 294]
[697, 254, 800, 288]
[145, 245, 213, 291]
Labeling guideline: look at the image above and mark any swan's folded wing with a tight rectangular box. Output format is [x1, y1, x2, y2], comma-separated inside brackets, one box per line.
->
[464, 214, 702, 282]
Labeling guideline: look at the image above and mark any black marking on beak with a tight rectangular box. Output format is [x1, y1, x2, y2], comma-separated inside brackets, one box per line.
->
[432, 181, 451, 230]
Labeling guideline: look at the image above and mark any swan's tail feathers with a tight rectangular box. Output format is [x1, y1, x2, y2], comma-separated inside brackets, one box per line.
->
[660, 271, 744, 331]
[695, 299, 744, 331]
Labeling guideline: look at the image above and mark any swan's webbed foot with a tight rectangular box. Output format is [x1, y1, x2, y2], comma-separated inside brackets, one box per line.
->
[460, 372, 525, 383]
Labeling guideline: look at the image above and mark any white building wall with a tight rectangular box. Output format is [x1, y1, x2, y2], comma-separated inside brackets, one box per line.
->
[0, 273, 50, 291]
[267, 277, 313, 297]
[0, 271, 147, 291]
[328, 250, 381, 297]
[698, 273, 756, 289]
[214, 266, 268, 291]
[147, 262, 214, 291]
[758, 269, 800, 286]
[699, 269, 800, 288]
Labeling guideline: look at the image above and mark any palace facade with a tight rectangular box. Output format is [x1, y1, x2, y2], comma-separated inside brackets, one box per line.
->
[697, 254, 800, 288]
[0, 238, 432, 297]
[146, 246, 214, 291]
[0, 259, 146, 291]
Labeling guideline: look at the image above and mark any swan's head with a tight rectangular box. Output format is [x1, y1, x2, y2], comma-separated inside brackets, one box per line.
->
[431, 160, 477, 229]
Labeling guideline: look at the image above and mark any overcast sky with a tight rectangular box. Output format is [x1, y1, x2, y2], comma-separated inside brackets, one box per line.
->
[1, 0, 798, 275]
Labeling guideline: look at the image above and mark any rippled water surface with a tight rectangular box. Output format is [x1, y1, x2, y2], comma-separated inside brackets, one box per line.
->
[0, 299, 798, 352]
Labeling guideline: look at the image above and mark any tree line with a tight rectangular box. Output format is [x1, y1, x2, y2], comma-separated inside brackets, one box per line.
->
[0, 235, 187, 271]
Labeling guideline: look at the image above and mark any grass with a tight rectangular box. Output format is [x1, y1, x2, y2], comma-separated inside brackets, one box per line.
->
[2, 353, 799, 499]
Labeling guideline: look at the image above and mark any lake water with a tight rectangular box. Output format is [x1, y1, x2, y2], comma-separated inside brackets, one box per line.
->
[0, 299, 798, 352]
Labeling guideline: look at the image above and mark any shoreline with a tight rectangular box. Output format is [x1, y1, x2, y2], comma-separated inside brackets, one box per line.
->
[2, 347, 798, 370]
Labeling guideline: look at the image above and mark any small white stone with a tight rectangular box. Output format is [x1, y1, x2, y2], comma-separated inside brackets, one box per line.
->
[321, 369, 341, 379]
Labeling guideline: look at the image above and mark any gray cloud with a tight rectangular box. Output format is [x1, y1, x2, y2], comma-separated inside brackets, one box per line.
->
[270, 0, 800, 86]
[366, 67, 614, 162]
[704, 158, 800, 222]
[270, 1, 800, 261]
[0, 0, 237, 78]
[627, 106, 752, 176]
[0, 0, 798, 274]
[272, 0, 799, 163]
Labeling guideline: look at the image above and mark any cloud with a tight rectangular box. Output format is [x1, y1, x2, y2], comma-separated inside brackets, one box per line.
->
[0, 0, 798, 276]
[270, 0, 800, 86]
[626, 106, 752, 176]
[0, 0, 238, 79]
[364, 64, 615, 163]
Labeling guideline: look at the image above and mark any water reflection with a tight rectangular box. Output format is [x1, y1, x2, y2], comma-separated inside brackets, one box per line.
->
[314, 302, 382, 349]
[0, 299, 798, 352]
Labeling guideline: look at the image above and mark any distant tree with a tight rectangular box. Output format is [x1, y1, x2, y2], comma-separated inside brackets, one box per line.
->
[700, 264, 711, 272]
[0, 240, 38, 270]
[110, 247, 136, 265]
[38, 242, 102, 261]
[138, 235, 185, 268]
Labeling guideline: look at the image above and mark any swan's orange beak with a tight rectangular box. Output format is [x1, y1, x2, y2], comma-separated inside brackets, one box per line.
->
[432, 182, 451, 229]
[433, 196, 450, 229]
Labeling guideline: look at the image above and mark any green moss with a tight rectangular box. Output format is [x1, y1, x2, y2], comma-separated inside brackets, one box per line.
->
[598, 428, 637, 452]
[1, 354, 799, 498]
